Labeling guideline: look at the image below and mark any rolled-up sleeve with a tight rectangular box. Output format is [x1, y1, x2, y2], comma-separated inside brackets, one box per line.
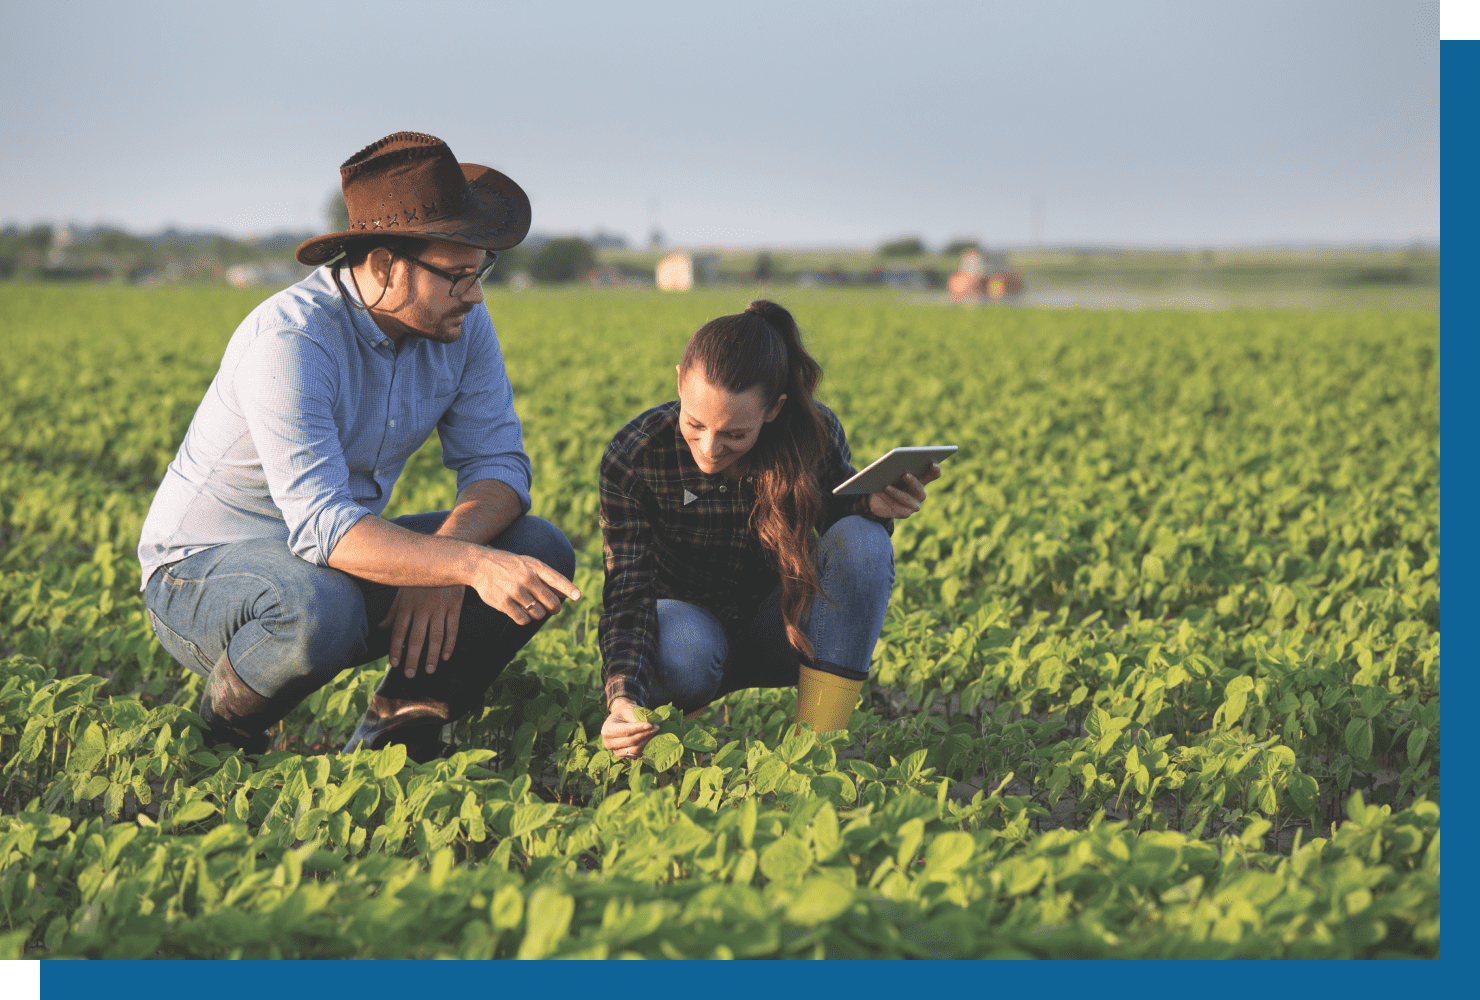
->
[437, 318, 532, 512]
[232, 329, 372, 565]
[598, 442, 659, 708]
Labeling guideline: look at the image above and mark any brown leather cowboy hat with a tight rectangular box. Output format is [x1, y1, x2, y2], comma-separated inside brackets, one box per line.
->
[296, 132, 532, 266]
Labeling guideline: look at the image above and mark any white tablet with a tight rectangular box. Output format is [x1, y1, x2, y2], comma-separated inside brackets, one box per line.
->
[831, 445, 958, 496]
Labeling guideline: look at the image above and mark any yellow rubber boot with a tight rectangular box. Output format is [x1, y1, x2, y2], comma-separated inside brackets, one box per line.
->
[794, 665, 864, 734]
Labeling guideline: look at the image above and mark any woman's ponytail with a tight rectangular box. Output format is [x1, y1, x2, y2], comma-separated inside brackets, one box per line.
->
[681, 300, 830, 659]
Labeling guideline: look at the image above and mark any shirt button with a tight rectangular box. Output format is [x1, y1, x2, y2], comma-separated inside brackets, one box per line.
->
[389, 419, 396, 427]
[719, 485, 727, 492]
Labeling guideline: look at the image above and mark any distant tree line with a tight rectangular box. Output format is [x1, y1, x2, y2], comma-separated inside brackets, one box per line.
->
[0, 224, 309, 284]
[880, 236, 982, 257]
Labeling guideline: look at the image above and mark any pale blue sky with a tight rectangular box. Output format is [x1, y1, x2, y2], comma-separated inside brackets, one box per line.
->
[0, 0, 1440, 248]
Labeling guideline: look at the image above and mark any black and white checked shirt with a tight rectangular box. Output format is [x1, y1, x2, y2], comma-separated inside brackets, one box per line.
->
[599, 400, 890, 707]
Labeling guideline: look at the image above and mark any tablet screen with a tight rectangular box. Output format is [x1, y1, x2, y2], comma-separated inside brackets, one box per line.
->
[831, 445, 958, 495]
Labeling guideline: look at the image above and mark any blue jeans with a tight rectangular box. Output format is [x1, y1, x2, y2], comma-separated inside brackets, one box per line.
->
[144, 513, 575, 738]
[648, 515, 894, 711]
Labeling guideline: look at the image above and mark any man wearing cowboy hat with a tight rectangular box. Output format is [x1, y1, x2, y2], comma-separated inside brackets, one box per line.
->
[137, 132, 578, 762]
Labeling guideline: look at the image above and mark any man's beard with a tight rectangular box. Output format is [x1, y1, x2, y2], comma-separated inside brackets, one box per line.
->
[414, 308, 472, 343]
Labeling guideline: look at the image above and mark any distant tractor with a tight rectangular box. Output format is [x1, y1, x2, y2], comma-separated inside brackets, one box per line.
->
[948, 249, 1023, 303]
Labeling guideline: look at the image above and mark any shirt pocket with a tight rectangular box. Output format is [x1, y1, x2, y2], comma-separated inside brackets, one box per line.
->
[416, 377, 460, 426]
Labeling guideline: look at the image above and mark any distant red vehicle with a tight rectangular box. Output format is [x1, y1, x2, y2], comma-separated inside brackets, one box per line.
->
[948, 249, 1023, 303]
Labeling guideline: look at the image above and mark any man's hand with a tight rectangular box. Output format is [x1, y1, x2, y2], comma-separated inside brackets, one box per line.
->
[468, 549, 581, 626]
[868, 462, 942, 519]
[602, 697, 658, 758]
[381, 585, 465, 677]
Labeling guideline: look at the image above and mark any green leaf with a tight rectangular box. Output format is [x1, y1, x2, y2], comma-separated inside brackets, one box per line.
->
[811, 803, 840, 861]
[1286, 772, 1319, 817]
[0, 926, 32, 960]
[1141, 553, 1165, 583]
[1358, 687, 1386, 720]
[712, 740, 745, 771]
[778, 729, 816, 765]
[1406, 727, 1429, 765]
[752, 757, 788, 794]
[895, 817, 926, 869]
[1344, 717, 1373, 761]
[759, 835, 812, 884]
[810, 772, 857, 806]
[69, 722, 107, 774]
[19, 811, 71, 842]
[104, 781, 127, 818]
[1000, 856, 1048, 896]
[349, 783, 380, 822]
[517, 886, 574, 959]
[681, 727, 718, 753]
[940, 577, 962, 607]
[295, 807, 329, 840]
[18, 718, 46, 763]
[888, 748, 929, 783]
[644, 732, 682, 771]
[509, 802, 558, 838]
[306, 755, 332, 788]
[371, 743, 407, 779]
[490, 883, 523, 930]
[786, 876, 854, 925]
[1220, 675, 1254, 726]
[739, 798, 757, 849]
[1085, 706, 1111, 739]
[303, 850, 343, 871]
[169, 799, 217, 828]
[1160, 875, 1204, 905]
[921, 831, 975, 880]
[324, 777, 365, 814]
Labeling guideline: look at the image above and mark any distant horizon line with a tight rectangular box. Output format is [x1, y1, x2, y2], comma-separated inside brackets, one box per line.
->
[1, 220, 1441, 254]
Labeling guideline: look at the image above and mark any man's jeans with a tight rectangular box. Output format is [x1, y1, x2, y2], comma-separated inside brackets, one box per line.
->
[647, 515, 894, 712]
[144, 512, 575, 750]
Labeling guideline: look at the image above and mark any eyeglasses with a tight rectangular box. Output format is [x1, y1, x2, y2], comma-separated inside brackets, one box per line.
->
[395, 251, 499, 296]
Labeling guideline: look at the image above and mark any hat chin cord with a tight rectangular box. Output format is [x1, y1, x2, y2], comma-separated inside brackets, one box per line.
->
[332, 256, 395, 313]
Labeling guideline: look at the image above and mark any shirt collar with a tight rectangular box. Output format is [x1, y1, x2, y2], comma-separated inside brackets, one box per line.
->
[328, 264, 398, 351]
[670, 410, 751, 496]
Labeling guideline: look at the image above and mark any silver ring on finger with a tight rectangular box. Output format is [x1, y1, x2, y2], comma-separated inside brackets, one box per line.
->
[524, 602, 537, 612]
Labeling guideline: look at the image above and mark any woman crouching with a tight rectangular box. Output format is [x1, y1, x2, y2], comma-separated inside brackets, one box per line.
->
[598, 300, 939, 758]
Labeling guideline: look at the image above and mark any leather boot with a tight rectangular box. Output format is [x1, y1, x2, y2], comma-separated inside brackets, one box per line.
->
[198, 650, 280, 755]
[343, 688, 450, 764]
[344, 605, 550, 764]
[794, 664, 864, 735]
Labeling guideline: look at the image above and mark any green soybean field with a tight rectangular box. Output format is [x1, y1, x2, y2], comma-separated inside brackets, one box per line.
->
[0, 284, 1439, 959]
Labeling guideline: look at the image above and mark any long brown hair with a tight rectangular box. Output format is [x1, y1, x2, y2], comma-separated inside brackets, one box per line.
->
[679, 300, 828, 659]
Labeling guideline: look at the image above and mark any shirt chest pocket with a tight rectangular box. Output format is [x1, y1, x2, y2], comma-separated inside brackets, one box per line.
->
[655, 491, 749, 547]
[416, 377, 460, 426]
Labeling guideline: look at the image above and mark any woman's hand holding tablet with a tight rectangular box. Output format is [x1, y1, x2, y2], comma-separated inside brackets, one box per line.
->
[832, 445, 957, 519]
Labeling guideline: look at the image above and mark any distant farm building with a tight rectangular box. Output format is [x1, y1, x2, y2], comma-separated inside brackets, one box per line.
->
[948, 249, 1023, 303]
[656, 253, 694, 292]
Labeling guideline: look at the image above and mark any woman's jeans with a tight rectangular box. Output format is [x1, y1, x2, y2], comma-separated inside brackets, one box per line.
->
[648, 515, 894, 711]
[143, 512, 575, 748]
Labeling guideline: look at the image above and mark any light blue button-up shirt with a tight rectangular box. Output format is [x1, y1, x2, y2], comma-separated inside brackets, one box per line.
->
[137, 265, 531, 589]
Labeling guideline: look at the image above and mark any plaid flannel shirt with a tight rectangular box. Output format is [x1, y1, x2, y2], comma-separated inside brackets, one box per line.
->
[599, 400, 891, 708]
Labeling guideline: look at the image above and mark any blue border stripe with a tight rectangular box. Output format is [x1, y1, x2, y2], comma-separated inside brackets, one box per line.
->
[1438, 35, 1470, 978]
